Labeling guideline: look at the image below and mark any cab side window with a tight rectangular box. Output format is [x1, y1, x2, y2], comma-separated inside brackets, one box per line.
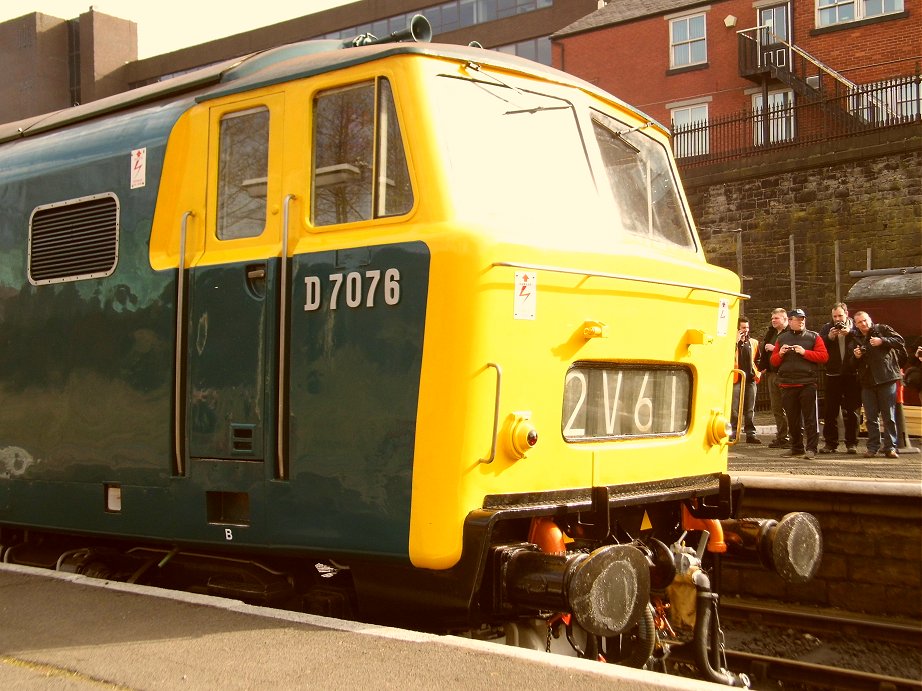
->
[217, 107, 270, 239]
[311, 78, 412, 227]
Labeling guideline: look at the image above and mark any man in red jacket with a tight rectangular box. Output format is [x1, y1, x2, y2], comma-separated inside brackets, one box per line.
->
[770, 309, 829, 459]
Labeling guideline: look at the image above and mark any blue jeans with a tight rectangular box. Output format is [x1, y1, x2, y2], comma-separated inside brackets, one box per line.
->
[731, 378, 757, 438]
[862, 381, 898, 453]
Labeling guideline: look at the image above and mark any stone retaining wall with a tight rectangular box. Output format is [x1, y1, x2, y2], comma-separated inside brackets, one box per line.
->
[681, 125, 921, 330]
[722, 489, 922, 619]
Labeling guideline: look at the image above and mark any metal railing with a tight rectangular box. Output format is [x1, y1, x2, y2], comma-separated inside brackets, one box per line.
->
[672, 73, 921, 167]
[737, 25, 858, 95]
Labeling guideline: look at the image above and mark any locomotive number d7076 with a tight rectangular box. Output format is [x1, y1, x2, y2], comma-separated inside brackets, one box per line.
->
[562, 366, 691, 440]
[304, 268, 401, 311]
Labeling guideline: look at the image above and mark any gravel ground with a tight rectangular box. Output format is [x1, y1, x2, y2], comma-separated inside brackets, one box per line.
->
[721, 617, 922, 684]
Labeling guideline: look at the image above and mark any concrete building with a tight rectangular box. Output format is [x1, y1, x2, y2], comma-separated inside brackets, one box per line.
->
[0, 9, 137, 122]
[1, 0, 600, 124]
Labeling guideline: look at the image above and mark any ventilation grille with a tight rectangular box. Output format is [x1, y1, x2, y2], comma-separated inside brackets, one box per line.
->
[29, 193, 119, 285]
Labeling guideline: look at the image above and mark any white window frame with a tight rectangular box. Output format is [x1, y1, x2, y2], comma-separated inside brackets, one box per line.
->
[752, 90, 795, 145]
[670, 101, 710, 157]
[816, 0, 903, 27]
[848, 77, 919, 124]
[669, 12, 708, 69]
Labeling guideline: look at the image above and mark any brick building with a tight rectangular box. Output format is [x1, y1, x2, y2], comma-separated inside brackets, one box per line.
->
[552, 0, 919, 160]
[1, 0, 600, 124]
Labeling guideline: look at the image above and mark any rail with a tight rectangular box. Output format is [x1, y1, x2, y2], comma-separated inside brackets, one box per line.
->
[173, 210, 194, 477]
[672, 72, 920, 167]
[723, 650, 922, 690]
[737, 25, 857, 92]
[276, 194, 296, 480]
[721, 599, 922, 647]
[668, 599, 922, 689]
[491, 261, 750, 299]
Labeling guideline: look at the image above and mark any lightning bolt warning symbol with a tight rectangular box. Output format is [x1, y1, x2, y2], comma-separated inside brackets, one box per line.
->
[514, 271, 536, 320]
[518, 274, 532, 301]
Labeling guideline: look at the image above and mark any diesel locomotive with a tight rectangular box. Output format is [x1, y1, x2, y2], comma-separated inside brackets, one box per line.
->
[0, 17, 822, 684]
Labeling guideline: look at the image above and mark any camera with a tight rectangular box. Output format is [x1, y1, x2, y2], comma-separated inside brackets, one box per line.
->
[833, 321, 847, 330]
[859, 345, 868, 354]
[916, 346, 922, 358]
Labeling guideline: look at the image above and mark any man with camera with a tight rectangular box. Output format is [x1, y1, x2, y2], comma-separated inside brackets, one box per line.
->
[847, 311, 906, 459]
[732, 316, 761, 443]
[819, 303, 861, 454]
[770, 309, 829, 459]
[758, 308, 790, 448]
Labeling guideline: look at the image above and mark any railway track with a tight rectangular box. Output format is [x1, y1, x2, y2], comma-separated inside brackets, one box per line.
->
[722, 649, 922, 690]
[722, 599, 922, 646]
[717, 599, 922, 689]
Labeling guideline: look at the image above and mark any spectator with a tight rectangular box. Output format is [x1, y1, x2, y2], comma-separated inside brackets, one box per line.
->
[731, 316, 761, 443]
[771, 308, 828, 460]
[847, 311, 905, 459]
[904, 340, 922, 395]
[758, 308, 790, 448]
[818, 303, 861, 454]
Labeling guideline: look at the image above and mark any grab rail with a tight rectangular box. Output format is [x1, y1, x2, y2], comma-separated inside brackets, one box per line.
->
[277, 194, 296, 480]
[492, 261, 749, 299]
[173, 211, 194, 476]
[479, 362, 503, 464]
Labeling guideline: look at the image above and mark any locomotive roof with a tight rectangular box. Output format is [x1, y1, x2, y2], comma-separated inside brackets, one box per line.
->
[0, 40, 652, 145]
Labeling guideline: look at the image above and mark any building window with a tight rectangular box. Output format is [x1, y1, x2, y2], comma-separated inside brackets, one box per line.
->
[849, 76, 919, 124]
[670, 13, 707, 68]
[495, 36, 551, 65]
[671, 103, 709, 157]
[753, 90, 795, 145]
[320, 0, 553, 41]
[817, 0, 904, 27]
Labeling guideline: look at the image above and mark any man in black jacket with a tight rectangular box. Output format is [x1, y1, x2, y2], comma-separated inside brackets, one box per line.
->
[758, 308, 790, 448]
[818, 303, 861, 454]
[770, 309, 829, 459]
[847, 311, 905, 459]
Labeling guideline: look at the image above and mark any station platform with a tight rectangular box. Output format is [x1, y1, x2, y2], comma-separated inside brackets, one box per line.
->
[728, 416, 922, 485]
[0, 564, 719, 690]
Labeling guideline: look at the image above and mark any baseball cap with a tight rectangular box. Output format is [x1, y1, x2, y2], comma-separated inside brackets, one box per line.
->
[788, 308, 806, 318]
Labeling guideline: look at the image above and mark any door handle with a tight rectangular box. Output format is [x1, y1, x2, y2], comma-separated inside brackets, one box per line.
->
[245, 263, 267, 299]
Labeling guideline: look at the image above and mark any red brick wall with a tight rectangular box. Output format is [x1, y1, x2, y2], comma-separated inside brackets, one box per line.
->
[554, 1, 918, 125]
[555, 0, 767, 124]
[796, 11, 921, 84]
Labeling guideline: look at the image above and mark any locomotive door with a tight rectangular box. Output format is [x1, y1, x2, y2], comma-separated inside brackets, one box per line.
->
[757, 3, 791, 71]
[186, 95, 285, 463]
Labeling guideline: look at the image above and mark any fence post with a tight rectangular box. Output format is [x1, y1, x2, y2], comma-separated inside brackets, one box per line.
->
[789, 234, 796, 308]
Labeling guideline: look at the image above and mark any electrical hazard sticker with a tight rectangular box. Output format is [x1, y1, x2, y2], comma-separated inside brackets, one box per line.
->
[130, 148, 147, 189]
[514, 272, 536, 320]
[717, 298, 730, 337]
